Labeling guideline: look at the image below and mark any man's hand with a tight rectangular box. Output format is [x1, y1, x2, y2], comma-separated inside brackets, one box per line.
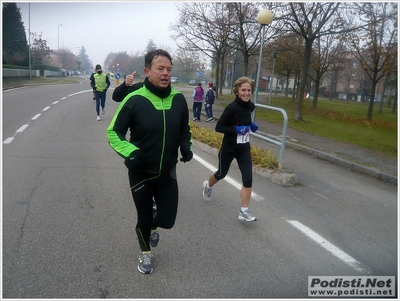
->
[125, 71, 136, 86]
[124, 150, 144, 170]
[180, 148, 193, 163]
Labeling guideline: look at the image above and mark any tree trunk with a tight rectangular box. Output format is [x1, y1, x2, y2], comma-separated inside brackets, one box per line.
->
[295, 39, 313, 121]
[219, 55, 226, 95]
[215, 55, 221, 97]
[367, 80, 377, 120]
[285, 75, 290, 98]
[379, 87, 385, 114]
[243, 52, 250, 77]
[292, 77, 299, 102]
[379, 76, 389, 114]
[392, 85, 397, 114]
[312, 78, 321, 109]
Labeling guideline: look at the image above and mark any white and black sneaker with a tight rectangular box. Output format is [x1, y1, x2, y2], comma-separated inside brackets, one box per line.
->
[238, 209, 257, 222]
[138, 251, 153, 274]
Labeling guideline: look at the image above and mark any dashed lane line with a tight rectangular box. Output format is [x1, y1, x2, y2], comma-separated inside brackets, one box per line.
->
[2, 89, 94, 145]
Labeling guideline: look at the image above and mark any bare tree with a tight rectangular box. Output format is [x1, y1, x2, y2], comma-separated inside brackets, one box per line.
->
[269, 34, 303, 98]
[309, 35, 345, 108]
[276, 2, 352, 121]
[170, 2, 234, 96]
[347, 2, 398, 120]
[226, 3, 277, 76]
[173, 47, 202, 81]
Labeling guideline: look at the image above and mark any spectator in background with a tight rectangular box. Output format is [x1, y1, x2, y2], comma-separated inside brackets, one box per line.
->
[192, 82, 204, 121]
[205, 82, 215, 122]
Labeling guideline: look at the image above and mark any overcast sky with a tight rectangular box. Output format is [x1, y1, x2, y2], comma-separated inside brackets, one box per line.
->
[17, 1, 182, 69]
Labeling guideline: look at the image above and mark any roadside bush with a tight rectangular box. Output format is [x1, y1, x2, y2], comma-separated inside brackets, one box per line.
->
[190, 121, 279, 169]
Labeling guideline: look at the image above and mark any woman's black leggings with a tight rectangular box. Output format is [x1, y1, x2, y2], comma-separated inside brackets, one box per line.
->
[214, 149, 253, 188]
[128, 169, 178, 252]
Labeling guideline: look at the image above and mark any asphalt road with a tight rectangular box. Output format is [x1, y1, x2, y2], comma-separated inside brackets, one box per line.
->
[2, 78, 397, 298]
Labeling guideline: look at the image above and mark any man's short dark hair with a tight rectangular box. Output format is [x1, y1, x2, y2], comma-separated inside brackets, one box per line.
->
[145, 49, 173, 69]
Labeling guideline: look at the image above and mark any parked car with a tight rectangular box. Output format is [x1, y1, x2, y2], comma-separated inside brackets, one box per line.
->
[188, 79, 196, 85]
[171, 76, 180, 83]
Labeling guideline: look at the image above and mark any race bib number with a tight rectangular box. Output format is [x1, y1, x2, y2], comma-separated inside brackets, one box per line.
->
[237, 132, 250, 144]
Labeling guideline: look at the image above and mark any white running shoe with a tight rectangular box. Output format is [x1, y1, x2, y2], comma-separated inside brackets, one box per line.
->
[96, 116, 101, 121]
[238, 210, 257, 222]
[202, 181, 212, 201]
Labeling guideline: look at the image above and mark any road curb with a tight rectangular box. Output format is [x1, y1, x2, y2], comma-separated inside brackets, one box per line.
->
[195, 110, 397, 187]
[285, 141, 397, 186]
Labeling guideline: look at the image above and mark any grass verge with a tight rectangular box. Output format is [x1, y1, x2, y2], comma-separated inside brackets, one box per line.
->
[217, 94, 397, 158]
[190, 121, 280, 169]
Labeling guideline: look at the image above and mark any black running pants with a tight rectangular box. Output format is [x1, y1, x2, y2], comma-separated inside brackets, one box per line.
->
[128, 169, 178, 252]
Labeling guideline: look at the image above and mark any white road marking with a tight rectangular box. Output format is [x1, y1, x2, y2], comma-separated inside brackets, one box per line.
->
[193, 153, 264, 201]
[4, 96, 67, 144]
[287, 220, 369, 273]
[4, 89, 94, 145]
[16, 124, 29, 132]
[3, 137, 14, 144]
[68, 90, 90, 96]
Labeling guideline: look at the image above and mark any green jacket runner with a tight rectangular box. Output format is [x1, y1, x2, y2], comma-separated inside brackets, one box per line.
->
[107, 78, 192, 177]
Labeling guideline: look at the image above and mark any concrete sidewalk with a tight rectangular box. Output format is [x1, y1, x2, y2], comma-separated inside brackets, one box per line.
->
[190, 96, 397, 186]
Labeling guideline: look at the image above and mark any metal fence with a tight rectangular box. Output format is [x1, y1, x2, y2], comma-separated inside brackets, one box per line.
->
[3, 68, 40, 77]
[252, 104, 288, 169]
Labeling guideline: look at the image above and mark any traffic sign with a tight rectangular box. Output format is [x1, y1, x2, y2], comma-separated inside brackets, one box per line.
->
[115, 73, 121, 79]
[198, 71, 203, 77]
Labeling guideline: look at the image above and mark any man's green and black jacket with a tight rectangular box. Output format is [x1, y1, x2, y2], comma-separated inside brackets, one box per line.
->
[107, 78, 192, 175]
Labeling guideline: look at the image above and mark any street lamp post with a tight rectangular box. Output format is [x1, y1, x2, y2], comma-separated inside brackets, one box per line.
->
[58, 24, 62, 76]
[268, 50, 278, 104]
[252, 9, 273, 122]
[28, 3, 31, 79]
